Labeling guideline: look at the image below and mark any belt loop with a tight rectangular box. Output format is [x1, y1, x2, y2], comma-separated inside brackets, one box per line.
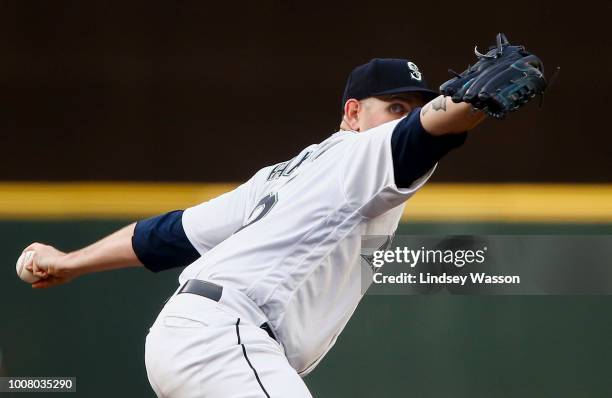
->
[164, 282, 185, 304]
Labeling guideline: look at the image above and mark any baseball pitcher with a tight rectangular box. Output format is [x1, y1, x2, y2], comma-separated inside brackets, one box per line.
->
[21, 34, 546, 397]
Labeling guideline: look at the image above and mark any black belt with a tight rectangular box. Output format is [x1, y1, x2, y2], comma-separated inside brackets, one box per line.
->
[178, 279, 278, 343]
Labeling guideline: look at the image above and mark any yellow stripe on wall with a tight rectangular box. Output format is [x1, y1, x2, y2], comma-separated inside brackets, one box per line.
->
[406, 184, 612, 223]
[0, 182, 611, 223]
[0, 183, 235, 220]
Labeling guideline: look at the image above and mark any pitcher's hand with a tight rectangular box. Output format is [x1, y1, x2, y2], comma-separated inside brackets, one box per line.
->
[22, 243, 80, 289]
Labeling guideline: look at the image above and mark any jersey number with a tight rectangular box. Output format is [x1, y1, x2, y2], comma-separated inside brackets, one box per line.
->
[236, 192, 278, 233]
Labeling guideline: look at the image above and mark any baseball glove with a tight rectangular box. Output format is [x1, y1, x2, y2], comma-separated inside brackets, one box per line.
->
[440, 33, 547, 119]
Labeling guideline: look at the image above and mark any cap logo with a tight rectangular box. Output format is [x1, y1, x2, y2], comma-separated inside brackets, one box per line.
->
[407, 61, 422, 81]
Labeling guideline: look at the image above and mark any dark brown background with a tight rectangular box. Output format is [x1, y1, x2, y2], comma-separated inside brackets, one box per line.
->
[2, 1, 610, 182]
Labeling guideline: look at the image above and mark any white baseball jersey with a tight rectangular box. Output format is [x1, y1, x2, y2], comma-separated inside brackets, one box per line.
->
[180, 116, 435, 375]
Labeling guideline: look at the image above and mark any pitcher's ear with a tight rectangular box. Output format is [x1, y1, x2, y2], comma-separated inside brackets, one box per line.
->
[343, 99, 361, 131]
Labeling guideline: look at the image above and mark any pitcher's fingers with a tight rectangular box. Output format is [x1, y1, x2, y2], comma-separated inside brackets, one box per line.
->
[31, 260, 48, 278]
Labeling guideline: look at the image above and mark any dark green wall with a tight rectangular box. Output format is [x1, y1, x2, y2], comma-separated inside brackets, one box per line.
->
[2, 221, 612, 397]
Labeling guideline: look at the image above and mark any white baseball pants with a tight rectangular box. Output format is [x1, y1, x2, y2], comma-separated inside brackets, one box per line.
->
[144, 291, 312, 398]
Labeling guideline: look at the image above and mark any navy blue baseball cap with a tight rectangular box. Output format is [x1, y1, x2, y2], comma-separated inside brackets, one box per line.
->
[342, 58, 439, 106]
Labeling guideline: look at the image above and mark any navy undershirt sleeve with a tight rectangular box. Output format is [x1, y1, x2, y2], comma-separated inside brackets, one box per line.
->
[132, 210, 200, 272]
[391, 108, 467, 188]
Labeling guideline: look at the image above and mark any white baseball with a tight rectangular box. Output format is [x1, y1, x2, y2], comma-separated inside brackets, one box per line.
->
[16, 250, 41, 284]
